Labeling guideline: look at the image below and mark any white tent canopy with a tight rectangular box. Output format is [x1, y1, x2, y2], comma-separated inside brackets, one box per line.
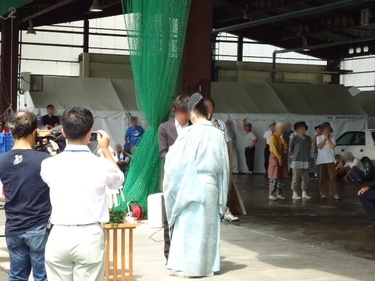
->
[212, 82, 367, 173]
[353, 91, 375, 129]
[19, 77, 145, 146]
[19, 78, 367, 173]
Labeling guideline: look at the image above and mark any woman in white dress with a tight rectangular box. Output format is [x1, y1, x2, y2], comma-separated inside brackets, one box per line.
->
[163, 93, 230, 277]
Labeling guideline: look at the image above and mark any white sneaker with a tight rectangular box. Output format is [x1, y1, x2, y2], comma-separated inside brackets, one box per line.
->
[223, 209, 239, 222]
[302, 195, 312, 200]
[277, 195, 286, 200]
[292, 194, 302, 200]
[247, 171, 253, 174]
[334, 195, 340, 200]
[269, 195, 278, 201]
[321, 195, 327, 199]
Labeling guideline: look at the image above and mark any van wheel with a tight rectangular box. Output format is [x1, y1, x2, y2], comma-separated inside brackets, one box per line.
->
[362, 158, 375, 181]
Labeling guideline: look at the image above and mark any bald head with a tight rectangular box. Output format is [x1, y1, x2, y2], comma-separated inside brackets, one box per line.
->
[7, 111, 37, 140]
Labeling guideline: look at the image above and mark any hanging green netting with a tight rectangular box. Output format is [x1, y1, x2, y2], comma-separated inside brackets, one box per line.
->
[115, 0, 191, 214]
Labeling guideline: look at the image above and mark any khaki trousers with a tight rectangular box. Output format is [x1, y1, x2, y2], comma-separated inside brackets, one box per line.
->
[319, 162, 338, 196]
[45, 224, 105, 281]
[291, 168, 309, 191]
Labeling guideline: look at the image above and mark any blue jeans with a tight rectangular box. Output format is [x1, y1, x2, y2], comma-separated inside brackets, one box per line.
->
[345, 166, 365, 180]
[6, 224, 48, 281]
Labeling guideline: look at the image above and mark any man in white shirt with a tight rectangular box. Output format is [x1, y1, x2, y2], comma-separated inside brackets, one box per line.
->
[204, 98, 239, 223]
[40, 106, 124, 281]
[341, 152, 365, 182]
[263, 121, 276, 174]
[316, 123, 339, 200]
[243, 120, 257, 174]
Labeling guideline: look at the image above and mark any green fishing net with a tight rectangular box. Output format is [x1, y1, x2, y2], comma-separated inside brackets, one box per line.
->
[115, 0, 191, 214]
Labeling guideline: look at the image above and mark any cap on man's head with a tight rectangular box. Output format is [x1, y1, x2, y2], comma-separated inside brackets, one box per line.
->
[37, 117, 43, 122]
[269, 121, 276, 127]
[187, 92, 204, 112]
[0, 122, 4, 127]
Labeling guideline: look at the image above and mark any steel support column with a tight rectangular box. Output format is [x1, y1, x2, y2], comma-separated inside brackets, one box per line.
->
[1, 16, 19, 118]
[237, 36, 243, 62]
[182, 0, 213, 97]
[83, 18, 89, 53]
[327, 59, 342, 84]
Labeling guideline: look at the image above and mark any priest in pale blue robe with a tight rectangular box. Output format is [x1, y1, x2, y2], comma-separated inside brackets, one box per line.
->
[163, 93, 229, 277]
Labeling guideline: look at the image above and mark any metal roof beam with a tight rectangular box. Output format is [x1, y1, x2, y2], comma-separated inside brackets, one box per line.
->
[22, 0, 75, 22]
[278, 10, 375, 41]
[213, 0, 371, 33]
[214, 0, 314, 24]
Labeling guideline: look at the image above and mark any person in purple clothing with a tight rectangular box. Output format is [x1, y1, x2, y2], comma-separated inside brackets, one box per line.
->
[124, 116, 144, 151]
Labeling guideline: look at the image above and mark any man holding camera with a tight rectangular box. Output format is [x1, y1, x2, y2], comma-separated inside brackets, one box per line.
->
[0, 111, 51, 281]
[41, 106, 124, 281]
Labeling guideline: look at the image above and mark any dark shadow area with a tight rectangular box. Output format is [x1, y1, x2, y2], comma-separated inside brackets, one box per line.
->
[217, 257, 247, 275]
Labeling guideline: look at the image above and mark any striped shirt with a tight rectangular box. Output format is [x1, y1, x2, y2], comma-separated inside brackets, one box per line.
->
[290, 135, 312, 169]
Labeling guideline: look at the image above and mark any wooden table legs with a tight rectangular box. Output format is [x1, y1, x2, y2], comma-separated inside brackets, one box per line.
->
[104, 223, 138, 281]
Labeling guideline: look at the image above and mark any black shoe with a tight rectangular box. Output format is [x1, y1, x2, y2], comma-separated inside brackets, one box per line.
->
[367, 222, 375, 229]
[232, 172, 240, 175]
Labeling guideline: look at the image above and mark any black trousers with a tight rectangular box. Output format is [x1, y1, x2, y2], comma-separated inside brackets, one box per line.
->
[245, 147, 256, 172]
[264, 144, 270, 172]
[359, 189, 375, 221]
[162, 198, 170, 261]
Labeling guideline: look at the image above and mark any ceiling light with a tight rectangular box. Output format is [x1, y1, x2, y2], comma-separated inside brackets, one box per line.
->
[90, 0, 103, 12]
[356, 46, 362, 53]
[26, 20, 36, 35]
[348, 46, 354, 54]
[302, 37, 310, 52]
[364, 45, 369, 52]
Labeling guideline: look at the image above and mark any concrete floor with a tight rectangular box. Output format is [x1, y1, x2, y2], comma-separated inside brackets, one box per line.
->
[234, 174, 375, 261]
[0, 175, 374, 280]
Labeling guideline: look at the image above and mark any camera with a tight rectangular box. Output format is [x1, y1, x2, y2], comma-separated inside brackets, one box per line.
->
[34, 125, 66, 154]
[90, 132, 98, 142]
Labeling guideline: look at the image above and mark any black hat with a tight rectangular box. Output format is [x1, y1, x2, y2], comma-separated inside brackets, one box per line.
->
[322, 122, 334, 133]
[187, 93, 203, 112]
[294, 121, 308, 131]
[314, 124, 321, 130]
